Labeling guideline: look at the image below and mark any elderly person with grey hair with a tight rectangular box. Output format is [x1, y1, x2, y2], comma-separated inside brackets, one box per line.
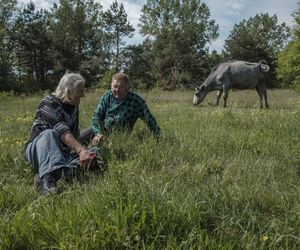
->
[91, 73, 160, 144]
[24, 73, 99, 195]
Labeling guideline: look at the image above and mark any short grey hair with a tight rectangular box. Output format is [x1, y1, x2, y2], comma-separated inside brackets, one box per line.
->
[53, 73, 85, 103]
[112, 73, 131, 90]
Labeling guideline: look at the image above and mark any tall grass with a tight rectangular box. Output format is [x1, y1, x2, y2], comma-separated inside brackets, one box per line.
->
[0, 89, 299, 249]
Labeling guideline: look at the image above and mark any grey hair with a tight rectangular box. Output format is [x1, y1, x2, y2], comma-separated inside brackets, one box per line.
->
[112, 73, 131, 90]
[53, 73, 85, 103]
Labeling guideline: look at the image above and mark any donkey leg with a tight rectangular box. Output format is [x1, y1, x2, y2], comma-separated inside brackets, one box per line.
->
[223, 86, 229, 108]
[216, 90, 223, 106]
[255, 86, 263, 109]
[263, 88, 269, 108]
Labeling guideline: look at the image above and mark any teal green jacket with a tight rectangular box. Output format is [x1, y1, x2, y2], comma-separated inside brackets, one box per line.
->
[92, 91, 160, 137]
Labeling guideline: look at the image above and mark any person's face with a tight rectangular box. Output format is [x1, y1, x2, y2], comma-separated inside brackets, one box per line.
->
[71, 84, 85, 105]
[111, 79, 129, 100]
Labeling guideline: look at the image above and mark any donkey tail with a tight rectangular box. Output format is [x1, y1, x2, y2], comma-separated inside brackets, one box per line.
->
[259, 60, 270, 72]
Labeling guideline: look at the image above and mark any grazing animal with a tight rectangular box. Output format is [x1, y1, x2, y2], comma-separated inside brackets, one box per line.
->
[193, 60, 270, 108]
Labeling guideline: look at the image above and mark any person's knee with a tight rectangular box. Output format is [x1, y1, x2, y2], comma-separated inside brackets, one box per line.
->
[78, 127, 95, 145]
[41, 129, 58, 140]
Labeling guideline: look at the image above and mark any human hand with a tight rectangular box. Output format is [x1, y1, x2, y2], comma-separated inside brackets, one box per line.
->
[78, 149, 96, 167]
[92, 134, 106, 144]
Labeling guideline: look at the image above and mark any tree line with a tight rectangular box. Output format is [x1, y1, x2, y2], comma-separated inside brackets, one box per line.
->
[0, 0, 299, 93]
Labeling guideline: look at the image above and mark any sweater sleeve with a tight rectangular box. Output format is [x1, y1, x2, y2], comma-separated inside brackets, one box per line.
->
[138, 100, 160, 138]
[38, 96, 71, 138]
[92, 91, 110, 135]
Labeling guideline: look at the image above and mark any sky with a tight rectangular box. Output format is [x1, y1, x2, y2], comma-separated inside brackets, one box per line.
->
[18, 0, 299, 52]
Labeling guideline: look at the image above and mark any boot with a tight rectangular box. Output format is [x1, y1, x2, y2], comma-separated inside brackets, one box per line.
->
[40, 172, 58, 195]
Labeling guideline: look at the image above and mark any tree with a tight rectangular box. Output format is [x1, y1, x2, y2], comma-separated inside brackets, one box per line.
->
[0, 0, 17, 91]
[277, 4, 300, 88]
[123, 39, 155, 89]
[224, 13, 290, 86]
[11, 2, 53, 91]
[49, 0, 106, 87]
[277, 40, 300, 88]
[293, 3, 300, 38]
[139, 0, 219, 89]
[103, 0, 134, 72]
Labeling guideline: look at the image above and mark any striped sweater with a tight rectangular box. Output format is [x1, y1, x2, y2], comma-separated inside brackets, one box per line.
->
[25, 94, 79, 149]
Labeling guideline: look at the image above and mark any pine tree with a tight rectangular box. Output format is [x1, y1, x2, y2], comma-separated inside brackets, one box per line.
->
[139, 0, 218, 89]
[103, 0, 134, 72]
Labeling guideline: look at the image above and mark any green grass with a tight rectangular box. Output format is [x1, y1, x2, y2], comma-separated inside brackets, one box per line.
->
[0, 89, 299, 249]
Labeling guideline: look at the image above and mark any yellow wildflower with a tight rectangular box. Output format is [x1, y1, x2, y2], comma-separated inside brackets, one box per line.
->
[262, 236, 268, 241]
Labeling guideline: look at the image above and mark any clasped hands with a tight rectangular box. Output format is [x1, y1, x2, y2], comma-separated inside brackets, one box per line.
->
[78, 149, 96, 167]
[78, 134, 106, 167]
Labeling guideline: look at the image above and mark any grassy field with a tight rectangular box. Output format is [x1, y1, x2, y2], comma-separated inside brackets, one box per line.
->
[0, 88, 299, 249]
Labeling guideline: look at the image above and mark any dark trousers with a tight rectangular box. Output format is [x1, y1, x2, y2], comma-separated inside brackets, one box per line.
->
[78, 127, 95, 146]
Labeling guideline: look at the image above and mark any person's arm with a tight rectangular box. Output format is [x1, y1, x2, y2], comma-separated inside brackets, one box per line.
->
[91, 92, 110, 144]
[60, 131, 96, 166]
[33, 96, 94, 166]
[139, 101, 161, 139]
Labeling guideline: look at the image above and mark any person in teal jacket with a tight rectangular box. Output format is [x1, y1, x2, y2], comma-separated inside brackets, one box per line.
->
[91, 73, 160, 144]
